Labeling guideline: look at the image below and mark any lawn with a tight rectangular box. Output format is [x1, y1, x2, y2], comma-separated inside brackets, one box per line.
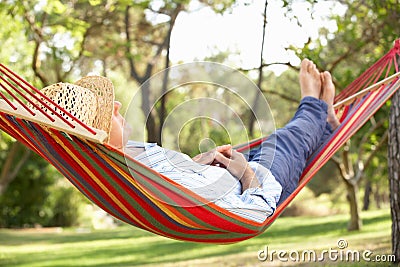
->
[0, 209, 395, 267]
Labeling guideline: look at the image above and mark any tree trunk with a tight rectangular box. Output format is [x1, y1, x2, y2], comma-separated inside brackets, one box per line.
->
[124, 5, 182, 144]
[338, 143, 362, 231]
[388, 88, 400, 263]
[374, 183, 382, 209]
[362, 179, 372, 211]
[345, 181, 362, 231]
[0, 142, 31, 195]
[158, 5, 182, 145]
[141, 81, 159, 143]
[248, 0, 268, 137]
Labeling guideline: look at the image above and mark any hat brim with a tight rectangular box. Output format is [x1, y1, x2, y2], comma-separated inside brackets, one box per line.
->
[74, 76, 115, 141]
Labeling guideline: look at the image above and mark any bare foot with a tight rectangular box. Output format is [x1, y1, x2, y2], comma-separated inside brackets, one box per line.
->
[320, 71, 340, 130]
[299, 59, 321, 99]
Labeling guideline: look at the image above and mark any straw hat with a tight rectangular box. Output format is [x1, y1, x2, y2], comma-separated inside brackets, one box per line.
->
[74, 75, 115, 138]
[33, 76, 115, 141]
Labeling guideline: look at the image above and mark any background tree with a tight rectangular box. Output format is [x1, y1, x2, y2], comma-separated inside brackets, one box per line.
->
[247, 0, 268, 138]
[0, 138, 31, 195]
[124, 1, 185, 143]
[388, 54, 400, 263]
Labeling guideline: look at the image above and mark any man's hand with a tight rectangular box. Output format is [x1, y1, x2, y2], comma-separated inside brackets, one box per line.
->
[192, 148, 221, 165]
[215, 145, 248, 178]
[192, 145, 235, 166]
[192, 145, 261, 192]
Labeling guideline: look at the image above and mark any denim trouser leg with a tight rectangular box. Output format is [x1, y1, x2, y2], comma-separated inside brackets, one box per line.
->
[248, 96, 332, 205]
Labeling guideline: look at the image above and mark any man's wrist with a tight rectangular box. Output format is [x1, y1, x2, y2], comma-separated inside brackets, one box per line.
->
[240, 166, 260, 192]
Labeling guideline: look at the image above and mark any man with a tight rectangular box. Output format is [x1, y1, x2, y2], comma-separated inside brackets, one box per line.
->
[106, 59, 339, 222]
[40, 59, 339, 222]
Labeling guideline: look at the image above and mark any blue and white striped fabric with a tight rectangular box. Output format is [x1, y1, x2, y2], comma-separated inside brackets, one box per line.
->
[125, 141, 282, 223]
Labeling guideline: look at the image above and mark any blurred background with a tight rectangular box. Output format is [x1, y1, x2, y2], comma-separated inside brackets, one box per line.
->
[0, 0, 398, 238]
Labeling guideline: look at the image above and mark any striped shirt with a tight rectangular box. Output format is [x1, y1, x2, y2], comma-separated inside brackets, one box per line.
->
[125, 141, 282, 222]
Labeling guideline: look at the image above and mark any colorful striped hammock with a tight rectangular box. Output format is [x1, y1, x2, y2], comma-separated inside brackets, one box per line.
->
[0, 40, 399, 244]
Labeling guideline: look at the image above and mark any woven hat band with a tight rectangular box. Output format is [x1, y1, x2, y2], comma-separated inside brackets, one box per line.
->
[32, 82, 98, 128]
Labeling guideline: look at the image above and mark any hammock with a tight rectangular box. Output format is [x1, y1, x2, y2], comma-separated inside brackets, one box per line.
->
[0, 40, 399, 244]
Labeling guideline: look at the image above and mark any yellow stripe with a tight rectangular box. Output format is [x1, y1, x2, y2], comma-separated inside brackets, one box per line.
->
[48, 131, 165, 233]
[88, 142, 209, 230]
[0, 115, 42, 155]
[303, 90, 379, 178]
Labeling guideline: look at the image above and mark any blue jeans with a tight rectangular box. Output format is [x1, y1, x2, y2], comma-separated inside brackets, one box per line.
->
[247, 97, 333, 205]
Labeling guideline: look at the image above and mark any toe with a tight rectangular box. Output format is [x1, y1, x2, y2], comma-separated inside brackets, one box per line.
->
[322, 72, 336, 104]
[323, 71, 332, 85]
[302, 58, 310, 66]
[301, 59, 310, 72]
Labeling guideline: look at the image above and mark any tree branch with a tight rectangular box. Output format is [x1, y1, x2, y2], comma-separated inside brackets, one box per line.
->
[23, 8, 49, 85]
[125, 6, 142, 83]
[260, 89, 299, 103]
[357, 116, 385, 160]
[152, 6, 182, 62]
[238, 62, 292, 73]
[341, 141, 355, 182]
[32, 40, 49, 86]
[0, 143, 31, 195]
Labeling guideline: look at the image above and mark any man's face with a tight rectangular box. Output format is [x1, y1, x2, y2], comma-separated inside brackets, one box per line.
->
[108, 101, 132, 149]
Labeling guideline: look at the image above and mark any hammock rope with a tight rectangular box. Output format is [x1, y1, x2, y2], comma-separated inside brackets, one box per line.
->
[0, 64, 105, 142]
[0, 40, 399, 243]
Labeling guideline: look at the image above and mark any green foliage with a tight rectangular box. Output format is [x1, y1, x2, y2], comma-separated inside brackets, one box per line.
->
[0, 132, 85, 227]
[0, 6, 35, 82]
[307, 161, 340, 197]
[296, 0, 400, 89]
[198, 0, 237, 13]
[178, 118, 231, 157]
[0, 150, 85, 228]
[262, 69, 300, 128]
[0, 153, 55, 227]
[46, 184, 88, 227]
[161, 84, 244, 156]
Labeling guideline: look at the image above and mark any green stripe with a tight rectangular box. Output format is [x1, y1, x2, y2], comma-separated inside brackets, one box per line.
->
[72, 140, 260, 241]
[96, 144, 262, 233]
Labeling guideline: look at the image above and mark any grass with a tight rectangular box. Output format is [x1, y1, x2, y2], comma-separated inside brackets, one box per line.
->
[0, 209, 396, 267]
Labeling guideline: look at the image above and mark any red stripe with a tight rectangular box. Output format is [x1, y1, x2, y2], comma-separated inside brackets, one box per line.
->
[131, 168, 260, 234]
[88, 142, 260, 235]
[29, 126, 137, 227]
[101, 144, 262, 231]
[16, 123, 123, 222]
[51, 130, 204, 237]
[51, 131, 151, 228]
